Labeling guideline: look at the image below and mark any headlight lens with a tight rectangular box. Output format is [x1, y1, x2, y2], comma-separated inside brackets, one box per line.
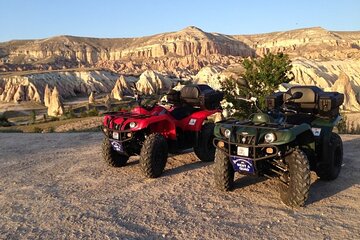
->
[224, 129, 231, 138]
[264, 133, 276, 143]
[129, 122, 137, 128]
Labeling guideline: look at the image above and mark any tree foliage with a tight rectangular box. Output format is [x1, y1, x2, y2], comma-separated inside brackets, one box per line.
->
[222, 52, 294, 117]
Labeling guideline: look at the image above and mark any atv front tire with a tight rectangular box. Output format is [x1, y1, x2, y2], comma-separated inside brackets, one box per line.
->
[102, 137, 129, 167]
[140, 133, 168, 178]
[194, 123, 216, 162]
[214, 148, 234, 191]
[280, 148, 310, 207]
[316, 133, 343, 181]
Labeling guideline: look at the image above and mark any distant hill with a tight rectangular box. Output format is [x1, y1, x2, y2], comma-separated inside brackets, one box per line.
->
[1, 26, 360, 111]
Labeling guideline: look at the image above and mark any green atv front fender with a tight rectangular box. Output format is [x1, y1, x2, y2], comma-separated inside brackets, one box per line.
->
[271, 123, 312, 145]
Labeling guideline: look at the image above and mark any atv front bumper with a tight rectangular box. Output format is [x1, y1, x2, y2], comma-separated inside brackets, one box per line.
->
[101, 126, 134, 143]
[213, 137, 280, 175]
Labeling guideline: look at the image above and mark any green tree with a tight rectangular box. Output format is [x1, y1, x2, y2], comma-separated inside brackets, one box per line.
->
[30, 110, 36, 124]
[337, 113, 348, 134]
[222, 52, 294, 117]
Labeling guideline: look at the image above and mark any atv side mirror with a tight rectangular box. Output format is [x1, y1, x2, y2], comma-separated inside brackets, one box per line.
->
[287, 92, 303, 101]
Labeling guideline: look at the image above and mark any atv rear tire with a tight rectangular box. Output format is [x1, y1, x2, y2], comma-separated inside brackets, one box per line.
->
[316, 133, 343, 181]
[140, 133, 168, 178]
[194, 123, 216, 162]
[102, 137, 129, 167]
[214, 148, 234, 191]
[280, 148, 310, 207]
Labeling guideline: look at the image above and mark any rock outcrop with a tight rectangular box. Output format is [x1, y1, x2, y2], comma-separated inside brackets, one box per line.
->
[1, 26, 360, 111]
[136, 70, 173, 95]
[331, 72, 360, 111]
[13, 85, 25, 103]
[89, 92, 95, 104]
[0, 70, 119, 103]
[0, 79, 42, 103]
[111, 75, 129, 100]
[47, 87, 64, 116]
[44, 84, 51, 107]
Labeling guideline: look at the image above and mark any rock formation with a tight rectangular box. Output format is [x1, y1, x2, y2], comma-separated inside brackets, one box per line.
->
[47, 87, 64, 116]
[13, 85, 25, 103]
[89, 92, 95, 104]
[194, 66, 226, 90]
[136, 70, 173, 95]
[44, 84, 51, 107]
[111, 75, 129, 100]
[0, 70, 119, 103]
[104, 94, 112, 110]
[1, 26, 360, 111]
[331, 72, 360, 111]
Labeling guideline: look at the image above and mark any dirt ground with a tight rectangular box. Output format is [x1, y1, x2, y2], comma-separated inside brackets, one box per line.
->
[0, 133, 359, 239]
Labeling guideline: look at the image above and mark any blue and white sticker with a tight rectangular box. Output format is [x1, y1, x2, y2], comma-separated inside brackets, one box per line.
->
[230, 157, 255, 174]
[311, 128, 322, 137]
[189, 118, 197, 126]
[111, 141, 123, 153]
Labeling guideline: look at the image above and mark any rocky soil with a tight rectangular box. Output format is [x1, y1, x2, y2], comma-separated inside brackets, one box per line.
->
[0, 133, 359, 239]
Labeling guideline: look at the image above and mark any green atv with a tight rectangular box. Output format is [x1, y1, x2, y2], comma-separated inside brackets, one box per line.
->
[213, 86, 344, 207]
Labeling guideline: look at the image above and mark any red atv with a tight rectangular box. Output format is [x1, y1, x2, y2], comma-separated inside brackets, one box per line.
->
[101, 84, 224, 178]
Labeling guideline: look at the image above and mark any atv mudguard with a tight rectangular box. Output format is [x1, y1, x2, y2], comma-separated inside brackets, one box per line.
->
[271, 123, 313, 146]
[177, 109, 219, 131]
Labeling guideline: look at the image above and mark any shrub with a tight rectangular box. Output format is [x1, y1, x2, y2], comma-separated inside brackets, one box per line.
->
[30, 110, 36, 124]
[33, 127, 43, 133]
[86, 108, 99, 117]
[64, 106, 77, 119]
[222, 52, 294, 117]
[0, 114, 12, 127]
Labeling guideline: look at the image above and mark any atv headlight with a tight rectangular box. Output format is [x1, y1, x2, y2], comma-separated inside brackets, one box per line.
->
[224, 129, 231, 138]
[264, 133, 276, 143]
[129, 122, 137, 128]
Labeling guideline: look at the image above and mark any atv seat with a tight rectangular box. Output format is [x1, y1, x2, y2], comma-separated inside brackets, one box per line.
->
[179, 84, 223, 110]
[266, 86, 344, 119]
[284, 86, 322, 114]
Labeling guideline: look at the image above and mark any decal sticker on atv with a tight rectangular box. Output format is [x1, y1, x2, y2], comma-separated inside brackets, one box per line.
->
[311, 128, 321, 137]
[230, 157, 255, 174]
[111, 141, 123, 153]
[189, 119, 197, 125]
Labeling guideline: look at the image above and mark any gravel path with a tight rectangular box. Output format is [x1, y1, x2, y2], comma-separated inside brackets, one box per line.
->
[0, 133, 359, 239]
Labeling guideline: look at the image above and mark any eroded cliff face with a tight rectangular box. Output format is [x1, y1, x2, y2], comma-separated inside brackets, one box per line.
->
[0, 26, 255, 70]
[0, 70, 119, 103]
[135, 70, 174, 95]
[1, 26, 360, 111]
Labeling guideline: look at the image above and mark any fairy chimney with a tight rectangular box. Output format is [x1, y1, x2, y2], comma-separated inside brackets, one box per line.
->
[47, 86, 64, 116]
[44, 84, 52, 107]
[89, 92, 95, 104]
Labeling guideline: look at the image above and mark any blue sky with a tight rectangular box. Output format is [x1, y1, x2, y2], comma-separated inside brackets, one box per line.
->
[1, 0, 359, 42]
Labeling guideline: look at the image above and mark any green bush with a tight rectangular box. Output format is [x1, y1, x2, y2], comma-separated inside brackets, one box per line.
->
[30, 110, 36, 124]
[80, 111, 88, 118]
[222, 52, 293, 117]
[0, 114, 12, 127]
[64, 107, 77, 119]
[49, 116, 60, 122]
[0, 128, 23, 133]
[337, 113, 360, 134]
[86, 108, 99, 117]
[33, 127, 43, 133]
